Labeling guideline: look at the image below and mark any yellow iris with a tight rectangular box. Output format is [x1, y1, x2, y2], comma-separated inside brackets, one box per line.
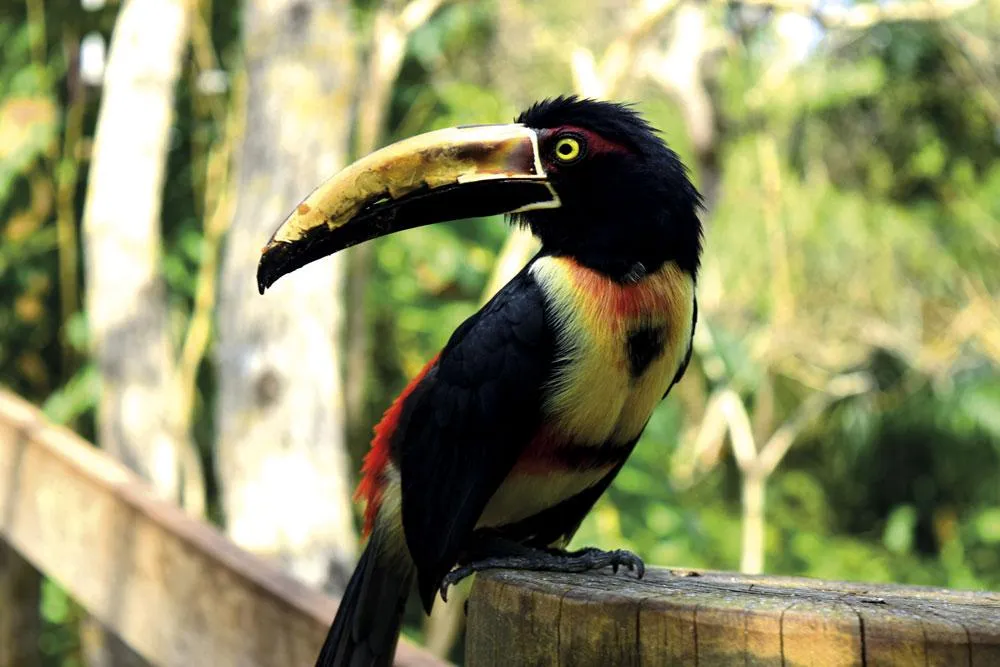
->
[554, 136, 582, 162]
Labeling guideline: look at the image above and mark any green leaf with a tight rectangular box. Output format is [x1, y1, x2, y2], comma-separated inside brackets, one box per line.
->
[65, 311, 90, 353]
[883, 505, 917, 555]
[975, 508, 1000, 544]
[0, 95, 58, 171]
[42, 365, 99, 425]
[40, 578, 71, 624]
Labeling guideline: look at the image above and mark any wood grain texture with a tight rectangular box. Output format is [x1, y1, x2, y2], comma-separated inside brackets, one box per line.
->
[467, 568, 1000, 667]
[0, 391, 445, 667]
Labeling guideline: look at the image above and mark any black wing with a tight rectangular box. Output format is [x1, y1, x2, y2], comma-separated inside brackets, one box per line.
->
[391, 263, 554, 610]
[665, 295, 697, 398]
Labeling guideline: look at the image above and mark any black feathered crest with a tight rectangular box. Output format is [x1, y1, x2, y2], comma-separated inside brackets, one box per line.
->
[516, 96, 664, 156]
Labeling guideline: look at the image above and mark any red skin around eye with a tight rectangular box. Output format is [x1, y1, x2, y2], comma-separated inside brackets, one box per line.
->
[539, 125, 632, 158]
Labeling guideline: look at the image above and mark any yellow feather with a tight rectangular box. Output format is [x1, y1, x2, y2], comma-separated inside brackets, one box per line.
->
[372, 463, 412, 566]
[531, 256, 695, 446]
[477, 466, 615, 528]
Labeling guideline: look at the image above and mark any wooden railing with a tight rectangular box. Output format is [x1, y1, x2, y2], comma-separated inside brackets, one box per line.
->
[466, 566, 1000, 665]
[0, 390, 444, 667]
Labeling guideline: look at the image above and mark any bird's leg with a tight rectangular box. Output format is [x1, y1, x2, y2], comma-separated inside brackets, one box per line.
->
[440, 535, 644, 602]
[549, 545, 605, 558]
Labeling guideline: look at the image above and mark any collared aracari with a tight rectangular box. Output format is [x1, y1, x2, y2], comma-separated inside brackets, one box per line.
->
[257, 96, 703, 667]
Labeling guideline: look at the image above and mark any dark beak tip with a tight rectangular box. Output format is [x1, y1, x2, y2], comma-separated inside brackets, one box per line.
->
[256, 243, 282, 295]
[256, 266, 270, 295]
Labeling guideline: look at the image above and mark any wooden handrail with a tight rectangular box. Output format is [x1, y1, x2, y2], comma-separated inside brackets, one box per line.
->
[0, 390, 445, 667]
[467, 568, 1000, 666]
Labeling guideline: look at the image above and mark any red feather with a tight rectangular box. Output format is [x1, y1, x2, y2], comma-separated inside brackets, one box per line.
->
[565, 258, 674, 318]
[512, 425, 564, 474]
[356, 353, 440, 538]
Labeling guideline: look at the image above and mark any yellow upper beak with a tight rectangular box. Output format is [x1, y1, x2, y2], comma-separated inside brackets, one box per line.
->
[257, 124, 560, 293]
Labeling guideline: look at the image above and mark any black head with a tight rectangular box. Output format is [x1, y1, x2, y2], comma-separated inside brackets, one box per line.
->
[515, 96, 703, 280]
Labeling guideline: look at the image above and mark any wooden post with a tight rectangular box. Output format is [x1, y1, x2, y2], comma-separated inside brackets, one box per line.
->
[0, 539, 43, 667]
[467, 568, 1000, 666]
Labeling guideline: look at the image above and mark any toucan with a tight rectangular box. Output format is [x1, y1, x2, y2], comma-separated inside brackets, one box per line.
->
[257, 97, 703, 667]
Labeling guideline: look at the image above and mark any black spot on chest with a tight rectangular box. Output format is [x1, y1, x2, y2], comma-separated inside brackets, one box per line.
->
[626, 325, 667, 378]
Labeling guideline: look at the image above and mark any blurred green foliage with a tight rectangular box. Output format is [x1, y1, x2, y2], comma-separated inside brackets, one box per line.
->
[0, 0, 998, 662]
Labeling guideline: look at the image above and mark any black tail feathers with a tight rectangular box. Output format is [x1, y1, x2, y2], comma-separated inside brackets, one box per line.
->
[315, 539, 413, 667]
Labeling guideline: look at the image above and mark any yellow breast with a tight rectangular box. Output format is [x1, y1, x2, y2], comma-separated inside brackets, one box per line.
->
[531, 256, 695, 446]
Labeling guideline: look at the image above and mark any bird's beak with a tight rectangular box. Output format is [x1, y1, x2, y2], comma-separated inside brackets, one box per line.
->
[256, 124, 560, 293]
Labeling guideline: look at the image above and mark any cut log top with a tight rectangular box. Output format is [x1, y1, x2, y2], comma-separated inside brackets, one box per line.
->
[466, 567, 1000, 667]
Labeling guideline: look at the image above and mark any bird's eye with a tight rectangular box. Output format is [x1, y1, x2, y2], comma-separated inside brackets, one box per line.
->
[553, 135, 584, 163]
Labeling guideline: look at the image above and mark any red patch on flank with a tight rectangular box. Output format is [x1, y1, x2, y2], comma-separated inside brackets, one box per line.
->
[513, 425, 566, 474]
[355, 353, 440, 538]
[514, 425, 623, 474]
[565, 260, 672, 319]
[296, 203, 311, 215]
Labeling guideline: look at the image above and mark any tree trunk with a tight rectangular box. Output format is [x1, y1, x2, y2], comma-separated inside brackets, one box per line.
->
[80, 0, 192, 663]
[83, 0, 189, 502]
[216, 0, 358, 592]
[0, 541, 42, 667]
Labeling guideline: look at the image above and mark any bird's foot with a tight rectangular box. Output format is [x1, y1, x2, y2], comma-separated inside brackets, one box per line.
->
[440, 547, 644, 602]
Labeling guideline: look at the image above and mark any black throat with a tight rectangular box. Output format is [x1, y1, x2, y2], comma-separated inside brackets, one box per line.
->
[524, 197, 703, 284]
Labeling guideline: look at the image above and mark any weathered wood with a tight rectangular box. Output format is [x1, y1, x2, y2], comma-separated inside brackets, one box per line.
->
[0, 391, 444, 667]
[0, 539, 43, 667]
[467, 568, 1000, 667]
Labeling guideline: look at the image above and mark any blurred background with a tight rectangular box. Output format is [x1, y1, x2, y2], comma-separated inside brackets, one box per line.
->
[0, 0, 998, 663]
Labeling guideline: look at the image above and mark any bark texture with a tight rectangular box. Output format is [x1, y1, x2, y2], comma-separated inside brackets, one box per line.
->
[216, 0, 358, 591]
[82, 0, 189, 503]
[80, 1, 192, 663]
